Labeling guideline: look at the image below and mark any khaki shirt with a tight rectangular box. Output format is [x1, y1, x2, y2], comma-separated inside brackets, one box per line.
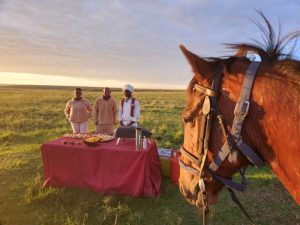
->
[94, 97, 117, 125]
[65, 97, 92, 123]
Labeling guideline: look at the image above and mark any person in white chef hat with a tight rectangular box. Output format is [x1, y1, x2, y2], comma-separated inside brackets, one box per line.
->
[118, 84, 140, 127]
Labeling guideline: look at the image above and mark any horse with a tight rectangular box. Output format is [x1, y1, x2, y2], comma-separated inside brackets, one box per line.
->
[178, 12, 300, 224]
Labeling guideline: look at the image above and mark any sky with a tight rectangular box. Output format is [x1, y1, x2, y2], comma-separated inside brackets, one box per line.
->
[0, 0, 300, 89]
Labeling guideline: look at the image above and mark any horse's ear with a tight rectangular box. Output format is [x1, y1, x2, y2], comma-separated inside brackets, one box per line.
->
[179, 44, 211, 78]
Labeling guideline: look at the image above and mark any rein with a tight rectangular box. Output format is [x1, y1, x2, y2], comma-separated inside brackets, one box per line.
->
[180, 61, 264, 225]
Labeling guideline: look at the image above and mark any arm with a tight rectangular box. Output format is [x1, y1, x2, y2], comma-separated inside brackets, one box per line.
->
[94, 99, 99, 125]
[86, 100, 93, 118]
[87, 100, 92, 113]
[118, 101, 124, 126]
[113, 99, 117, 124]
[64, 100, 71, 119]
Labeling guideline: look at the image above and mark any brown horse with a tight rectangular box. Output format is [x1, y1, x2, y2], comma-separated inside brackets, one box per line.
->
[179, 13, 300, 214]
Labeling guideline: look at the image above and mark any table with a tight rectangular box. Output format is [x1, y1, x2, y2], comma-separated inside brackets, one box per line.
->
[41, 137, 161, 197]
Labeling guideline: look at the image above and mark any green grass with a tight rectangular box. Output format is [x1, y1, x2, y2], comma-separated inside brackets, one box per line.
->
[0, 87, 299, 225]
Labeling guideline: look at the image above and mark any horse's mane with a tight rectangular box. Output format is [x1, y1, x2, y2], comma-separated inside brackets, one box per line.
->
[209, 11, 300, 81]
[227, 11, 300, 63]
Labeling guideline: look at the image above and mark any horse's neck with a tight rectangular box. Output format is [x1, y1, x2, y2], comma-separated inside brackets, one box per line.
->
[219, 71, 299, 204]
[235, 72, 300, 205]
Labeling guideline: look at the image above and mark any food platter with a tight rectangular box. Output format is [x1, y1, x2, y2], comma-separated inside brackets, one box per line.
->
[62, 133, 90, 139]
[94, 134, 115, 142]
[82, 136, 102, 146]
[62, 133, 115, 146]
[82, 134, 115, 146]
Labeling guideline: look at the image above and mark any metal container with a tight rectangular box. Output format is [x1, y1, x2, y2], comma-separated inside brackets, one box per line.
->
[135, 127, 142, 150]
[142, 136, 147, 149]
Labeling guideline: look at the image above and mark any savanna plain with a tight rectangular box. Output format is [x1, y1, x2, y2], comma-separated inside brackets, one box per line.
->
[0, 86, 299, 225]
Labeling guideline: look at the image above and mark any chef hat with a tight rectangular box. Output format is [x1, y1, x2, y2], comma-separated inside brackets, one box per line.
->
[122, 84, 134, 93]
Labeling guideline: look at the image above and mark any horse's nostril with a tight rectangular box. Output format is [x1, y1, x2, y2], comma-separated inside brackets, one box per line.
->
[179, 183, 200, 206]
[192, 183, 200, 196]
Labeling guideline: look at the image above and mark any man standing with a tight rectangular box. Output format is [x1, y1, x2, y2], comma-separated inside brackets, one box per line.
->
[94, 87, 117, 135]
[118, 84, 140, 127]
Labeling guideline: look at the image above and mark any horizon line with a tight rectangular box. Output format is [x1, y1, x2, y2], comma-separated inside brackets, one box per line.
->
[0, 83, 186, 91]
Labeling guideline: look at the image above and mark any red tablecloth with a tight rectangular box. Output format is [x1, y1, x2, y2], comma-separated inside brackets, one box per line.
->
[41, 137, 161, 197]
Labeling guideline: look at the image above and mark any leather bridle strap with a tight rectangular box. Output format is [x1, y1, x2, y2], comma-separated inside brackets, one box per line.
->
[209, 61, 264, 176]
[179, 160, 200, 175]
[198, 65, 223, 225]
[179, 61, 263, 225]
[180, 64, 223, 174]
[193, 84, 218, 97]
[227, 188, 256, 225]
[199, 178, 209, 225]
[180, 146, 201, 165]
[199, 64, 223, 172]
[208, 167, 247, 191]
[232, 61, 260, 139]
[231, 61, 264, 167]
[180, 64, 223, 225]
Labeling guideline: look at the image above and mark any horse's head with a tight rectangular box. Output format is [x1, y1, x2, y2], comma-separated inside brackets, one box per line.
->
[178, 12, 300, 216]
[178, 44, 254, 207]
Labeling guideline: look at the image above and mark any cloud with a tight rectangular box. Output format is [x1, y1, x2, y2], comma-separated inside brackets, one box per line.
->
[0, 0, 299, 88]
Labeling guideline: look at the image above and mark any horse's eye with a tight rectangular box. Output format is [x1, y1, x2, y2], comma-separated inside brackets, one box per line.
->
[183, 116, 193, 123]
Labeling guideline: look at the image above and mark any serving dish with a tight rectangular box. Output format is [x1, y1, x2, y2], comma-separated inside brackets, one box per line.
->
[82, 136, 101, 146]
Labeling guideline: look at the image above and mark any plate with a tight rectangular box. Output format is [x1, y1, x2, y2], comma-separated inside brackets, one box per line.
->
[62, 133, 90, 139]
[94, 134, 115, 142]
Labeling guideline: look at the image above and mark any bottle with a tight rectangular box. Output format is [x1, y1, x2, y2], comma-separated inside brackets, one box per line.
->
[172, 149, 177, 158]
[142, 136, 147, 149]
[135, 127, 142, 150]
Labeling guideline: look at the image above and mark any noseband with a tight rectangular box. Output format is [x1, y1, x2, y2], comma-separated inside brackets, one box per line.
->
[180, 61, 264, 225]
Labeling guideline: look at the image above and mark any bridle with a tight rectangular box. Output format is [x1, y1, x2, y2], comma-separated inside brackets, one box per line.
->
[180, 61, 265, 225]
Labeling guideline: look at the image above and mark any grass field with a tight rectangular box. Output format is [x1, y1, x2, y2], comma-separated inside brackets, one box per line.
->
[0, 86, 299, 225]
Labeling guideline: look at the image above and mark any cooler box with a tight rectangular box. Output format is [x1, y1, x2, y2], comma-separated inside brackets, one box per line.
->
[160, 156, 170, 176]
[157, 148, 172, 176]
[169, 151, 181, 185]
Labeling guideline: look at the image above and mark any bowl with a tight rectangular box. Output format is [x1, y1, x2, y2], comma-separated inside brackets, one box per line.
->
[82, 136, 101, 146]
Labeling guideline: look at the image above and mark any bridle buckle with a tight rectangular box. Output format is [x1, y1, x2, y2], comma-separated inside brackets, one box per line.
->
[234, 100, 250, 117]
[193, 83, 218, 97]
[199, 178, 206, 193]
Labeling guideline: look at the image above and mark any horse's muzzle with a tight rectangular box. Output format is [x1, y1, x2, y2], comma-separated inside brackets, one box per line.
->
[179, 182, 200, 206]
